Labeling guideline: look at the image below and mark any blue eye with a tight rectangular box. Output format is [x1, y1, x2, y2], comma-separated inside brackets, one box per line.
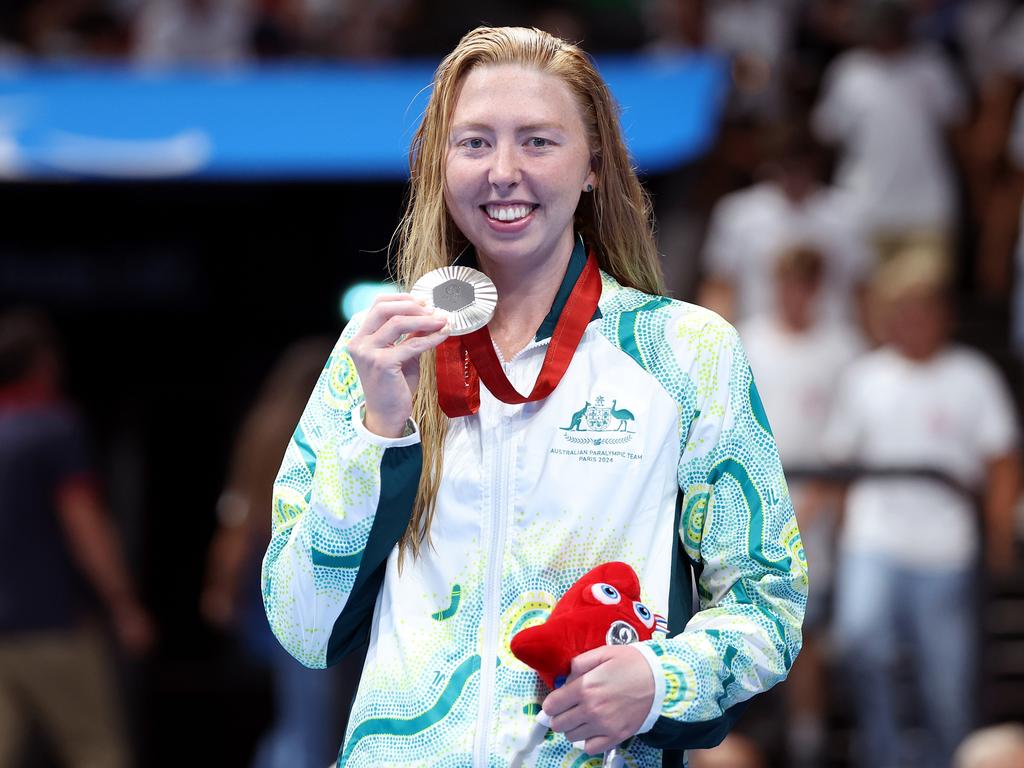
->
[591, 583, 621, 605]
[462, 138, 485, 149]
[633, 602, 654, 628]
[528, 137, 550, 148]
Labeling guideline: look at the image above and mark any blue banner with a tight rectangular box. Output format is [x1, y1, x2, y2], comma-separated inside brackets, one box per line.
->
[0, 54, 726, 180]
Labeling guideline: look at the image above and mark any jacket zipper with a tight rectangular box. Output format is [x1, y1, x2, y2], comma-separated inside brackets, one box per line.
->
[473, 365, 514, 767]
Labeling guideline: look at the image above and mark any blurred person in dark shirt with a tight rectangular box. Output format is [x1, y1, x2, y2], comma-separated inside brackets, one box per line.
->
[0, 308, 154, 768]
[200, 336, 358, 768]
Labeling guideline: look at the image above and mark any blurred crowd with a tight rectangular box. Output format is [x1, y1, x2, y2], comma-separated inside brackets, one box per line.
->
[3, 1, 1024, 767]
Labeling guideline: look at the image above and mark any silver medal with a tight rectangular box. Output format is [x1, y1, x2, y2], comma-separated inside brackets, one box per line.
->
[410, 266, 498, 336]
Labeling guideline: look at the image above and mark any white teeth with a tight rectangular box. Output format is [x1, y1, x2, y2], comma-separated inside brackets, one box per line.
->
[485, 204, 532, 222]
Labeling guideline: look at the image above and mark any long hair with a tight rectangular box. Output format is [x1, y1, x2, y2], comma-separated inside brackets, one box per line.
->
[393, 26, 663, 564]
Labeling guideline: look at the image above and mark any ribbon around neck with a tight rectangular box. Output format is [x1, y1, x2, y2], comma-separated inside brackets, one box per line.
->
[436, 250, 602, 418]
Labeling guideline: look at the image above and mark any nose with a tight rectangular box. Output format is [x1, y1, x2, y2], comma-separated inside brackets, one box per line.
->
[488, 141, 520, 192]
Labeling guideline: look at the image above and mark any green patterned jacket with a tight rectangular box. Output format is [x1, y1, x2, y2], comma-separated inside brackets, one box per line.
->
[262, 241, 807, 767]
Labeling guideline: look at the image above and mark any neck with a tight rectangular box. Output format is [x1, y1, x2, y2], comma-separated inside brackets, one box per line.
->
[479, 234, 576, 359]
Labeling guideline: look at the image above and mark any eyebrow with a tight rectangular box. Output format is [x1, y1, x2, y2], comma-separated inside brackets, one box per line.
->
[450, 121, 567, 134]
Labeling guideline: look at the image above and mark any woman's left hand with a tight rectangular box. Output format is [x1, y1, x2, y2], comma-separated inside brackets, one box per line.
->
[541, 644, 655, 755]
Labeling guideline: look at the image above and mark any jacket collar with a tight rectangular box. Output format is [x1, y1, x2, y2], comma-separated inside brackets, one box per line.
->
[534, 234, 605, 341]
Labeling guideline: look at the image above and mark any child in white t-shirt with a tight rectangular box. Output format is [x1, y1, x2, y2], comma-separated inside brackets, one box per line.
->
[824, 249, 1021, 768]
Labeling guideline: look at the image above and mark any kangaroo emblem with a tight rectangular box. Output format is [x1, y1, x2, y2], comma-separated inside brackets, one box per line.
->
[561, 401, 590, 431]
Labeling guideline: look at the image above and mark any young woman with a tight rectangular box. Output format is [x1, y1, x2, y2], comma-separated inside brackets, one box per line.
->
[262, 26, 806, 767]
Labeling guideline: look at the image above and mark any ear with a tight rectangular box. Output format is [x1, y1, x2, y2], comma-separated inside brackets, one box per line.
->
[583, 157, 597, 192]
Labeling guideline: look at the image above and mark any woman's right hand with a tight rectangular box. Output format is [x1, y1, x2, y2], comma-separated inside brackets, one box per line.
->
[346, 294, 450, 438]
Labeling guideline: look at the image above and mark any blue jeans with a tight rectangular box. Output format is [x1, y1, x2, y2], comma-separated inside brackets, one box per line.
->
[832, 552, 977, 768]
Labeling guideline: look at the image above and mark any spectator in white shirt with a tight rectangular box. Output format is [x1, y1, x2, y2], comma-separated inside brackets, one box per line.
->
[825, 247, 1021, 768]
[740, 244, 865, 768]
[134, 0, 251, 66]
[699, 125, 871, 326]
[812, 0, 967, 253]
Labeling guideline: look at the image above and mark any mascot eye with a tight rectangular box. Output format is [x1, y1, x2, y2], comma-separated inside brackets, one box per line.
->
[591, 583, 621, 605]
[633, 602, 655, 629]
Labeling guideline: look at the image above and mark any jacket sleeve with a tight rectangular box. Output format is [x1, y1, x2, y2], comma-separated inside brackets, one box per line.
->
[635, 318, 807, 748]
[261, 316, 423, 669]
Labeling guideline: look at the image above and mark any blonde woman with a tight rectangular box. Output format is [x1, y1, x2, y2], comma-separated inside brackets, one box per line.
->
[262, 26, 806, 767]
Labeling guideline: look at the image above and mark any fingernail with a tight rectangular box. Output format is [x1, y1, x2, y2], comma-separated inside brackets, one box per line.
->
[535, 711, 551, 727]
[572, 740, 586, 751]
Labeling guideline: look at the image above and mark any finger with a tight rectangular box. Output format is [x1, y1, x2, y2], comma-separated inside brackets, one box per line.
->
[566, 646, 611, 684]
[584, 735, 618, 755]
[370, 292, 418, 303]
[542, 683, 580, 720]
[563, 722, 599, 744]
[384, 327, 451, 365]
[358, 298, 431, 336]
[402, 323, 449, 341]
[548, 703, 587, 735]
[367, 313, 447, 347]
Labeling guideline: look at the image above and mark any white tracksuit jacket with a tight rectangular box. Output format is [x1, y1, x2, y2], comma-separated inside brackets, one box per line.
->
[262, 241, 807, 767]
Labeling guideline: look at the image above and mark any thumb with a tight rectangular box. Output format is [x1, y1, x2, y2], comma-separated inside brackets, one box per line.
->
[566, 645, 612, 683]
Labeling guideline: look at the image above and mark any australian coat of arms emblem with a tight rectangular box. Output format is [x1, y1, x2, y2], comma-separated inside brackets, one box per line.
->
[561, 395, 634, 433]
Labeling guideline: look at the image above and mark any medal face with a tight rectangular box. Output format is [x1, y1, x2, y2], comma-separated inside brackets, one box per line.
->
[606, 620, 639, 645]
[411, 266, 497, 336]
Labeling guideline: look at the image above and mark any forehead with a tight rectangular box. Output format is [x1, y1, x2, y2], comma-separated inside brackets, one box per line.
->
[450, 63, 584, 131]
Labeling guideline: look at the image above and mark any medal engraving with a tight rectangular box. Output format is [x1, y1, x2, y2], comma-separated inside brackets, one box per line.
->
[433, 279, 475, 312]
[411, 266, 497, 336]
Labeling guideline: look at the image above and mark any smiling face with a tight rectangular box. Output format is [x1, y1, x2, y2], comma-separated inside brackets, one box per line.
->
[444, 63, 597, 277]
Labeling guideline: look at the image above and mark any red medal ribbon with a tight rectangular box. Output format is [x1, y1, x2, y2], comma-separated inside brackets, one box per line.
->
[436, 250, 602, 418]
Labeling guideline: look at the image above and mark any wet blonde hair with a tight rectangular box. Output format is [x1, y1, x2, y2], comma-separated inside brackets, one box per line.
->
[393, 26, 663, 563]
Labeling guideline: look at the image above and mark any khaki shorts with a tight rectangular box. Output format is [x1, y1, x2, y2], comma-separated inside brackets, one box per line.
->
[0, 622, 128, 768]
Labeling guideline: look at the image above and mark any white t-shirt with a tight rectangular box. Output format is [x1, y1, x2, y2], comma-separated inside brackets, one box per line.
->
[134, 0, 251, 65]
[824, 346, 1019, 570]
[705, 0, 792, 62]
[813, 47, 966, 234]
[703, 0, 798, 116]
[955, 1, 1024, 83]
[702, 182, 871, 323]
[740, 316, 865, 468]
[741, 316, 864, 603]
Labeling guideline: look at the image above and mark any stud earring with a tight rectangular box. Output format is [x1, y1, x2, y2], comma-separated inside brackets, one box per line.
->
[585, 184, 594, 192]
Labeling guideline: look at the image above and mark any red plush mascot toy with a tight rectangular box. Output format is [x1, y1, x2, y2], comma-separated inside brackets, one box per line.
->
[508, 561, 667, 766]
[510, 560, 667, 688]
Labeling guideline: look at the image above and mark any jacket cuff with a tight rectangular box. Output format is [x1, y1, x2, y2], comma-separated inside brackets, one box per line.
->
[351, 404, 420, 447]
[631, 642, 668, 734]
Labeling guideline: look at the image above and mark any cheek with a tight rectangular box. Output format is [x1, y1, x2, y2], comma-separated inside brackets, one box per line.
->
[444, 159, 478, 208]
